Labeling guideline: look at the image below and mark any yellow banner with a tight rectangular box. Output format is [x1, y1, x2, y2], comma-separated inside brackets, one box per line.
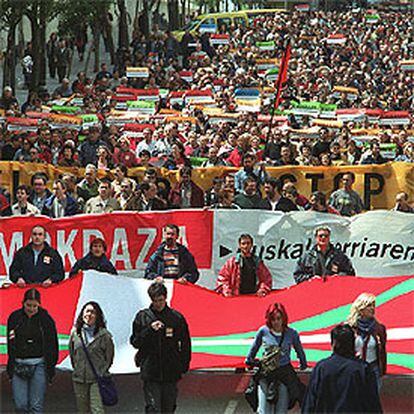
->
[0, 162, 413, 210]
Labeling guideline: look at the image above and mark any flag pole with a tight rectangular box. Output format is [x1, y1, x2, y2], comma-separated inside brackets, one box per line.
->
[266, 39, 291, 142]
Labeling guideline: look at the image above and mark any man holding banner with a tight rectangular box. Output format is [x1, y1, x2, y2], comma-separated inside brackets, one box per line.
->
[216, 234, 272, 297]
[294, 226, 355, 285]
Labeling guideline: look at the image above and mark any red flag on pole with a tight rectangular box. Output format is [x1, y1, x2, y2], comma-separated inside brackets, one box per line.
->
[274, 41, 291, 110]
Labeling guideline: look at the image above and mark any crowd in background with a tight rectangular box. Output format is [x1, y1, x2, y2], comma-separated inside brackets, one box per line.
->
[0, 9, 413, 216]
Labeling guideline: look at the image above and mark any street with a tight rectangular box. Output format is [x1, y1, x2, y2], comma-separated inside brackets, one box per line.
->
[1, 370, 413, 413]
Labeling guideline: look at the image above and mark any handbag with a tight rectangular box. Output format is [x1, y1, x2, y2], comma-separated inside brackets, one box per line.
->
[14, 362, 36, 380]
[260, 331, 285, 376]
[80, 333, 118, 407]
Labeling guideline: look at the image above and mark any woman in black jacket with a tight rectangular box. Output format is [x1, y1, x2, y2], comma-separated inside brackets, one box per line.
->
[7, 288, 59, 413]
[69, 238, 117, 277]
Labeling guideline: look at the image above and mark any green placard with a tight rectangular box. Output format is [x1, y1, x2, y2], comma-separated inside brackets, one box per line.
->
[127, 100, 156, 109]
[51, 105, 81, 114]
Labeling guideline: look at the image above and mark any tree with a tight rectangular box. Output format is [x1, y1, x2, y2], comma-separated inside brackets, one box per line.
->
[59, 0, 114, 72]
[117, 0, 129, 50]
[0, 0, 24, 91]
[22, 0, 60, 92]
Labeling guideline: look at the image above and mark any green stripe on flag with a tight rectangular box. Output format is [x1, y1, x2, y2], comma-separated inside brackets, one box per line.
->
[195, 279, 413, 341]
[291, 279, 413, 332]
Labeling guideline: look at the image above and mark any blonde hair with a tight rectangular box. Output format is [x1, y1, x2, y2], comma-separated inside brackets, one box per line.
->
[347, 292, 376, 327]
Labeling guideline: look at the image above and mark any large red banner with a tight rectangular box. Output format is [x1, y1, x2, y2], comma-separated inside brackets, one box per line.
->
[0, 211, 213, 275]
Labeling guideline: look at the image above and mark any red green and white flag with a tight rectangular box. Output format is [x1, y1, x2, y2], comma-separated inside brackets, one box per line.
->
[1, 273, 412, 375]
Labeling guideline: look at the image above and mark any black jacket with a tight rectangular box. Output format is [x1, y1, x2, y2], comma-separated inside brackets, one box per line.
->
[144, 242, 199, 283]
[302, 353, 382, 413]
[294, 244, 355, 284]
[7, 308, 59, 381]
[69, 252, 118, 277]
[9, 242, 65, 284]
[263, 196, 299, 212]
[130, 305, 191, 382]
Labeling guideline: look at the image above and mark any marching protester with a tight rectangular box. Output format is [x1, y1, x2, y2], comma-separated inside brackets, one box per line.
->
[144, 224, 199, 284]
[302, 324, 382, 413]
[347, 293, 387, 391]
[293, 226, 355, 284]
[216, 234, 272, 297]
[7, 288, 59, 413]
[69, 238, 118, 277]
[69, 302, 115, 413]
[9, 225, 65, 286]
[130, 282, 191, 413]
[246, 303, 307, 413]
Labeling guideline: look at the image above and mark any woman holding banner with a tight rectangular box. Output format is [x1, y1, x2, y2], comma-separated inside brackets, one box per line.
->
[246, 303, 307, 414]
[7, 288, 59, 413]
[69, 301, 115, 413]
[347, 293, 387, 391]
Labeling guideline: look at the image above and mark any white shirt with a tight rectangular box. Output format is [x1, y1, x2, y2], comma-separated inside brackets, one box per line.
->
[11, 202, 40, 216]
[135, 140, 157, 157]
[355, 334, 377, 363]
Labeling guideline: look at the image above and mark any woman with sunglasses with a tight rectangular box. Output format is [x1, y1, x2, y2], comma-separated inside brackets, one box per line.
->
[347, 292, 387, 391]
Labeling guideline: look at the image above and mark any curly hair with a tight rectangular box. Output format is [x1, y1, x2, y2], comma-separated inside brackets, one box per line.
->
[347, 292, 376, 327]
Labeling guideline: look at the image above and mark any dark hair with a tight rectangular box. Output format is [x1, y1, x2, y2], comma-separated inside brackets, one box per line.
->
[90, 237, 107, 252]
[23, 288, 41, 304]
[148, 282, 168, 300]
[75, 301, 107, 336]
[243, 176, 257, 189]
[180, 166, 192, 177]
[311, 191, 327, 206]
[265, 303, 288, 331]
[31, 172, 48, 186]
[115, 164, 128, 176]
[99, 178, 112, 187]
[16, 185, 30, 195]
[238, 233, 253, 244]
[342, 172, 355, 182]
[139, 149, 151, 158]
[139, 182, 152, 193]
[145, 167, 157, 176]
[331, 324, 355, 358]
[264, 177, 282, 193]
[165, 223, 179, 235]
[53, 179, 67, 191]
[242, 152, 256, 162]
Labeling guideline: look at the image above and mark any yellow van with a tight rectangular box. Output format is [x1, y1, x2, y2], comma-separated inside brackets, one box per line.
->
[173, 9, 286, 41]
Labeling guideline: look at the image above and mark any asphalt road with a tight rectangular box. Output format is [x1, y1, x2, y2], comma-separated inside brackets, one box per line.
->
[1, 370, 413, 413]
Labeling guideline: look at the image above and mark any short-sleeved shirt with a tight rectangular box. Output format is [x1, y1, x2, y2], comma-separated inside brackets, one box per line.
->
[329, 189, 364, 216]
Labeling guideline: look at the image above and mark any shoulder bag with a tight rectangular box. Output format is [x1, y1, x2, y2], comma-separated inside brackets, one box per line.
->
[80, 332, 118, 407]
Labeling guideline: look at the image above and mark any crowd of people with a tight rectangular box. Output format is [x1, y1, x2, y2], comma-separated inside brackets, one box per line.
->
[1, 6, 410, 413]
[0, 9, 413, 218]
[7, 285, 385, 413]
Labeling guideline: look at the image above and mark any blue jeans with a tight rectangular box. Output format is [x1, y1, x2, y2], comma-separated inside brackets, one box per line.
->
[258, 379, 289, 414]
[12, 360, 47, 413]
[370, 362, 382, 392]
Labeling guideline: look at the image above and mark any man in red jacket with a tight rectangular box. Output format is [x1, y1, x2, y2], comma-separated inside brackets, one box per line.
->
[216, 234, 272, 297]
